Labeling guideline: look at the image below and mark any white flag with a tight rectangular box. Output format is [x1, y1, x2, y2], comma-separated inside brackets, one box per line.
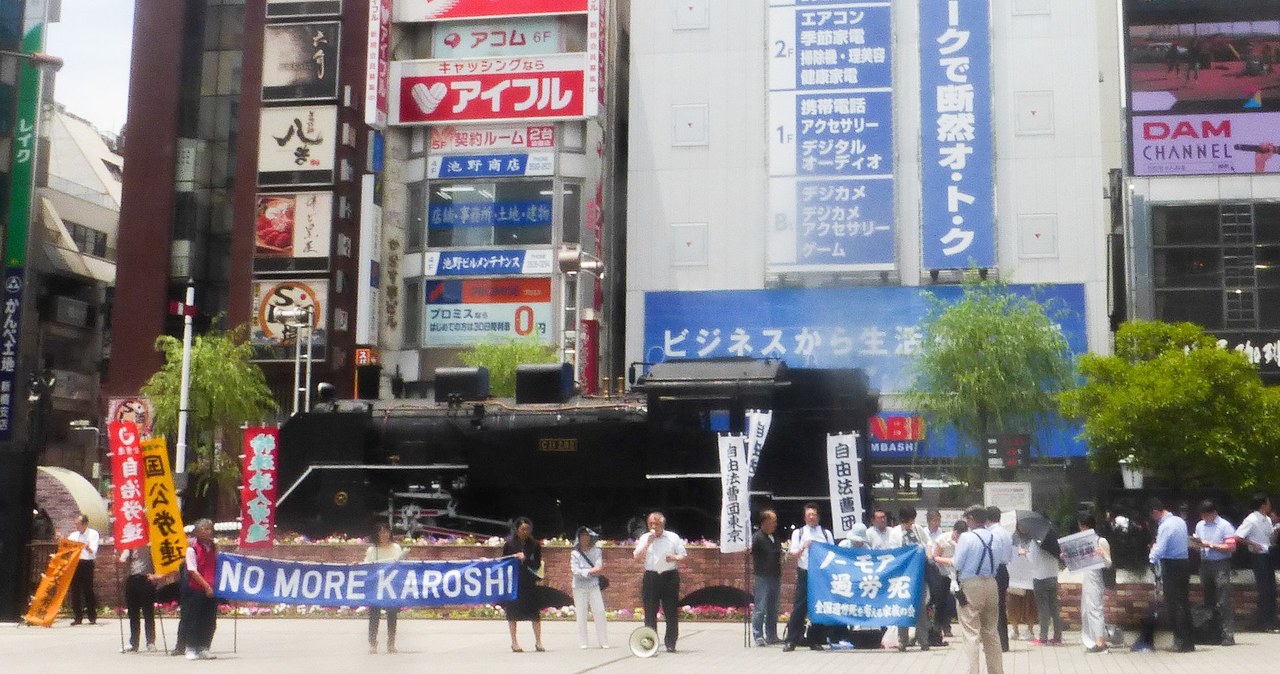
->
[718, 434, 750, 553]
[744, 409, 773, 484]
[826, 432, 863, 539]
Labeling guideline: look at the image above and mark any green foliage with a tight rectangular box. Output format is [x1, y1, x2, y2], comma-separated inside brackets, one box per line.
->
[458, 338, 559, 398]
[140, 324, 279, 509]
[1060, 320, 1280, 494]
[905, 279, 1075, 457]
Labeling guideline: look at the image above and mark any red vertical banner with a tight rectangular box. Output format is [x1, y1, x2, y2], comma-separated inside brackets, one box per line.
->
[108, 421, 148, 550]
[239, 426, 279, 548]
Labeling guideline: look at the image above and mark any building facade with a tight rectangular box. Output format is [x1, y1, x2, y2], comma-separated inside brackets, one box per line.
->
[625, 0, 1124, 494]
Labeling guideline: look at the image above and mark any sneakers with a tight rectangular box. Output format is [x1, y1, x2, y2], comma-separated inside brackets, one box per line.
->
[186, 651, 200, 661]
[754, 638, 767, 647]
[1030, 638, 1046, 645]
[1086, 644, 1109, 654]
[1049, 637, 1063, 645]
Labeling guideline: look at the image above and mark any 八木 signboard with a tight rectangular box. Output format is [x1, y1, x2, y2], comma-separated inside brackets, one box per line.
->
[425, 278, 551, 346]
[1124, 0, 1280, 176]
[919, 0, 995, 269]
[257, 106, 338, 186]
[767, 1, 895, 272]
[254, 192, 333, 274]
[390, 53, 597, 124]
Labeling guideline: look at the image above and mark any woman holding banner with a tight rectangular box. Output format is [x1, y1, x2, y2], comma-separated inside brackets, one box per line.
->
[502, 517, 545, 652]
[365, 523, 404, 654]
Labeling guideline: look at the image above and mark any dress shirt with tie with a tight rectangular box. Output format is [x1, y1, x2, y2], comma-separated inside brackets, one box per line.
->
[1194, 516, 1235, 562]
[636, 530, 686, 573]
[1149, 512, 1190, 564]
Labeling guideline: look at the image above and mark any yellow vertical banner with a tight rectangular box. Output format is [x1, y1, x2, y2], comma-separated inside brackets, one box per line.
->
[22, 540, 84, 627]
[142, 438, 188, 575]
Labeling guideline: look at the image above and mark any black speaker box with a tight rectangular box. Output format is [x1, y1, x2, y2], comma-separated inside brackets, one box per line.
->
[434, 366, 490, 402]
[515, 363, 574, 404]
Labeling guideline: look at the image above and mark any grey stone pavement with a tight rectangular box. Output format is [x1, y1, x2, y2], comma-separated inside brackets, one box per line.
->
[3, 618, 1280, 673]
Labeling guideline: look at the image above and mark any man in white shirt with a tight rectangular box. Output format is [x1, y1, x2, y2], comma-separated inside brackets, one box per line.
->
[984, 506, 1014, 651]
[633, 511, 687, 652]
[66, 514, 100, 625]
[782, 502, 834, 652]
[867, 509, 891, 550]
[1235, 493, 1279, 632]
[887, 505, 933, 651]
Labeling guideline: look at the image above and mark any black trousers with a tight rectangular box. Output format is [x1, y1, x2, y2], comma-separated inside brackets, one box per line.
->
[1253, 552, 1277, 630]
[1161, 558, 1194, 649]
[69, 559, 97, 623]
[642, 570, 680, 649]
[125, 574, 156, 648]
[178, 590, 218, 653]
[926, 563, 951, 634]
[995, 564, 1009, 651]
[368, 606, 399, 643]
[784, 568, 825, 646]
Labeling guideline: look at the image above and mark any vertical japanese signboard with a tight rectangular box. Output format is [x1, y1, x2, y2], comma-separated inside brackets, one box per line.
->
[257, 106, 338, 187]
[142, 438, 188, 575]
[365, 0, 392, 127]
[0, 2, 47, 442]
[767, 0, 895, 273]
[356, 175, 383, 345]
[825, 431, 864, 539]
[108, 422, 149, 550]
[254, 192, 334, 273]
[262, 21, 341, 102]
[919, 0, 995, 270]
[239, 426, 279, 549]
[718, 434, 749, 553]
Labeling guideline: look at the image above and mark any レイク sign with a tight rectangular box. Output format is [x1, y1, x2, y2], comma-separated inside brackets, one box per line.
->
[109, 422, 149, 550]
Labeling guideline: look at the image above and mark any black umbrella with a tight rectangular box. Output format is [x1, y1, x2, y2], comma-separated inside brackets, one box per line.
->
[1015, 510, 1052, 541]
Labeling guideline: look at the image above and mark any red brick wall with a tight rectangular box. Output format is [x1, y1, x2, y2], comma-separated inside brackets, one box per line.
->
[29, 542, 1276, 629]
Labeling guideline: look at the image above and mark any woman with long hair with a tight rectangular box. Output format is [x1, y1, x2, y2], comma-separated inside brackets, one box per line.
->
[502, 516, 544, 652]
[364, 522, 404, 653]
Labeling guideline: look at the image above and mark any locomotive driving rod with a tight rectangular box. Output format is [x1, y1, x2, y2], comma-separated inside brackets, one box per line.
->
[277, 463, 469, 507]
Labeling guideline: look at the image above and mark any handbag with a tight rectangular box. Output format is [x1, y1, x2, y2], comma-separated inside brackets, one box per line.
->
[576, 549, 608, 590]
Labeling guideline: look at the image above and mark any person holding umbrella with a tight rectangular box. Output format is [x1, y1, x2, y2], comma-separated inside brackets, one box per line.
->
[1015, 511, 1063, 645]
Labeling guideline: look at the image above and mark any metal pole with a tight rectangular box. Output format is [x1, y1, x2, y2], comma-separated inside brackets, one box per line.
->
[174, 282, 195, 475]
[291, 318, 303, 416]
[303, 307, 314, 412]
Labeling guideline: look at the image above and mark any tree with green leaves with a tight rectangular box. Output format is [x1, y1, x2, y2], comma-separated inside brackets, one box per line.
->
[1059, 320, 1280, 494]
[140, 324, 278, 518]
[459, 337, 559, 398]
[905, 279, 1075, 467]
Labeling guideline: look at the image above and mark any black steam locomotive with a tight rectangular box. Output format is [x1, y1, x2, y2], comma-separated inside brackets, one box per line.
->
[276, 359, 878, 540]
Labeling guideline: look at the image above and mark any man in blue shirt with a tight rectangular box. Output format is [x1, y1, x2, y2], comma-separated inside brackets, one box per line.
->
[1193, 499, 1236, 646]
[953, 505, 1004, 674]
[1148, 498, 1193, 652]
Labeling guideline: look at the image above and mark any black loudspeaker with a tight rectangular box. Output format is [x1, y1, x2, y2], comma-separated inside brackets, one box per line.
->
[434, 367, 490, 402]
[515, 363, 574, 404]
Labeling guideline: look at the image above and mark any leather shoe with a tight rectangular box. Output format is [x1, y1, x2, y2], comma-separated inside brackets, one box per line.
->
[1221, 637, 1236, 646]
[782, 643, 796, 652]
[665, 646, 676, 653]
[1174, 644, 1195, 653]
[809, 643, 825, 651]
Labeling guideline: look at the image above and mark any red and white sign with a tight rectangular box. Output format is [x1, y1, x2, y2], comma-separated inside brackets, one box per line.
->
[429, 123, 555, 153]
[390, 53, 596, 124]
[393, 0, 588, 22]
[365, 0, 392, 128]
[108, 421, 148, 551]
[238, 426, 279, 549]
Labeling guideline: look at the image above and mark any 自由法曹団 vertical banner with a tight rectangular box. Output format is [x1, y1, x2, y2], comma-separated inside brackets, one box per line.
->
[919, 0, 995, 270]
[767, 1, 895, 273]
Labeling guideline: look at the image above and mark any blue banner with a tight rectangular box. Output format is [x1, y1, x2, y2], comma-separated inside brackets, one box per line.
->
[795, 178, 894, 265]
[792, 4, 891, 91]
[807, 542, 925, 628]
[428, 200, 552, 228]
[424, 248, 553, 277]
[214, 553, 518, 608]
[429, 152, 554, 179]
[920, 0, 995, 269]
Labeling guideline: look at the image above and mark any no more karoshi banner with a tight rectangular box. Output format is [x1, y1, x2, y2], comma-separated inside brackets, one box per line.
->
[215, 553, 517, 608]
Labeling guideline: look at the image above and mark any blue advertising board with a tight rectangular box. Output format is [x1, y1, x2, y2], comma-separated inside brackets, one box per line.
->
[807, 542, 925, 628]
[768, 1, 895, 272]
[428, 152, 554, 179]
[427, 199, 552, 228]
[643, 284, 1088, 394]
[423, 248, 554, 277]
[919, 0, 995, 269]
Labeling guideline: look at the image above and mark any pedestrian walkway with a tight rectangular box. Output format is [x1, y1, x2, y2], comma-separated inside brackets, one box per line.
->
[3, 618, 1278, 673]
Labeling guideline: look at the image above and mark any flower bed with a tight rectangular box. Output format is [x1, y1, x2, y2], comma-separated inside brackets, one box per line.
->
[88, 603, 756, 622]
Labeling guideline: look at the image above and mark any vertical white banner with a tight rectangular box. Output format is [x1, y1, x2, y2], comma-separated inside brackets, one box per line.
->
[718, 434, 750, 553]
[744, 409, 773, 483]
[826, 431, 863, 539]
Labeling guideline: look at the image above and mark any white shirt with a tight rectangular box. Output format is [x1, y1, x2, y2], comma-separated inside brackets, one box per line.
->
[886, 523, 931, 551]
[866, 526, 892, 550]
[1030, 539, 1059, 580]
[789, 525, 833, 570]
[987, 522, 1015, 566]
[1236, 510, 1273, 553]
[68, 528, 99, 561]
[634, 530, 686, 573]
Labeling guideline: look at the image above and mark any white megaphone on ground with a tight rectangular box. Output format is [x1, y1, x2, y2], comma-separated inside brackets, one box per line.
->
[629, 626, 660, 657]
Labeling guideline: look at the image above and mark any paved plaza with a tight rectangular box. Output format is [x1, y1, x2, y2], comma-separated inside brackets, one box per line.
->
[4, 618, 1280, 673]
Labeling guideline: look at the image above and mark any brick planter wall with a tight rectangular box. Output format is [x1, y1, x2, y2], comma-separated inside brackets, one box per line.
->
[27, 542, 1278, 630]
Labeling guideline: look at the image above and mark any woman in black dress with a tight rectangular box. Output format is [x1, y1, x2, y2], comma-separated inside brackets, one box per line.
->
[503, 516, 544, 652]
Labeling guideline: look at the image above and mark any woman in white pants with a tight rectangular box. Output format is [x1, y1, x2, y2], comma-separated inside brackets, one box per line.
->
[1073, 514, 1111, 653]
[570, 526, 610, 649]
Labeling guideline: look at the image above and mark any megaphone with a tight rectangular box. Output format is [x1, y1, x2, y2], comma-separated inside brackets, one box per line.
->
[629, 626, 660, 658]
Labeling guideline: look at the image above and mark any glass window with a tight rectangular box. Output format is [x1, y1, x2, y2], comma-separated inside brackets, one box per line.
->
[1259, 287, 1280, 328]
[406, 182, 426, 250]
[403, 279, 422, 347]
[561, 182, 582, 244]
[1153, 247, 1221, 288]
[1257, 203, 1280, 244]
[427, 179, 553, 247]
[1155, 290, 1222, 328]
[1152, 205, 1219, 245]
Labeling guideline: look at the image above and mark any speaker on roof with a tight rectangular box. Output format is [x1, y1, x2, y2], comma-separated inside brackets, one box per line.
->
[515, 363, 574, 404]
[434, 367, 490, 403]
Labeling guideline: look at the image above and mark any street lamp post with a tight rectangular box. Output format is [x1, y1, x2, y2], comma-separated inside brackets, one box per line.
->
[271, 305, 315, 415]
[69, 419, 103, 495]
